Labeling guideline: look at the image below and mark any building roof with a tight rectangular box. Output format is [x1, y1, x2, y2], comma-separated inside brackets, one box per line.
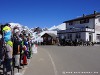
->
[63, 12, 100, 23]
[41, 33, 57, 40]
[48, 33, 57, 40]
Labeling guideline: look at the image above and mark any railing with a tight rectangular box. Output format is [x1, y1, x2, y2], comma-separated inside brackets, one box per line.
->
[58, 28, 95, 33]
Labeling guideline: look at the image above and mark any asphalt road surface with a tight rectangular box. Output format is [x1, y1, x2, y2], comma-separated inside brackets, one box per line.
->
[18, 45, 100, 75]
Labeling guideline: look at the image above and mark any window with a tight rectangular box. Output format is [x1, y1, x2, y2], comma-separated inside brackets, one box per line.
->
[80, 19, 89, 24]
[85, 19, 89, 23]
[76, 33, 81, 39]
[70, 34, 72, 39]
[80, 20, 84, 24]
[98, 18, 100, 22]
[89, 33, 92, 42]
[69, 22, 73, 25]
[68, 34, 72, 40]
[96, 34, 100, 42]
[68, 34, 70, 39]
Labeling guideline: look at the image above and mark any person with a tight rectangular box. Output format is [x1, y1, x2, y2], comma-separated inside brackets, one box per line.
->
[22, 44, 28, 65]
[19, 34, 28, 65]
[0, 33, 3, 65]
[22, 37, 28, 65]
[2, 25, 13, 73]
[27, 36, 32, 59]
[13, 29, 22, 69]
[6, 41, 13, 72]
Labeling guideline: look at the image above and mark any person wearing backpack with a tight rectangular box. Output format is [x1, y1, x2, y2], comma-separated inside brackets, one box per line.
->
[2, 24, 13, 73]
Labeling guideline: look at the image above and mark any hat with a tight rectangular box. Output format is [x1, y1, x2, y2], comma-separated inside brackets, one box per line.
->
[14, 29, 19, 33]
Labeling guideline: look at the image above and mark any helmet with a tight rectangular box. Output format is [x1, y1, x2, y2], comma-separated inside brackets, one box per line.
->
[2, 26, 11, 32]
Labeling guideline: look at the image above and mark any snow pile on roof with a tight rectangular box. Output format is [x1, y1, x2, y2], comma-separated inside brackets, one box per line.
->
[32, 31, 57, 42]
[39, 31, 57, 36]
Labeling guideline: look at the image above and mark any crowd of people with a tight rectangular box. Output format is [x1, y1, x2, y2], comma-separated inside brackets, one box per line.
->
[58, 37, 94, 46]
[0, 23, 36, 75]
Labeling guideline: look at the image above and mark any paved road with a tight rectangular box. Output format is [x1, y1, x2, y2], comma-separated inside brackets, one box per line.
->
[20, 45, 100, 75]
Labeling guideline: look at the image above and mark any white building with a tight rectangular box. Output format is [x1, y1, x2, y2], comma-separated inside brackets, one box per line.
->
[58, 11, 100, 43]
[33, 23, 66, 43]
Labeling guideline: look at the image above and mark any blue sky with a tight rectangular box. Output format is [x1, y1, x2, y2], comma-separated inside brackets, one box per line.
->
[0, 0, 100, 28]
